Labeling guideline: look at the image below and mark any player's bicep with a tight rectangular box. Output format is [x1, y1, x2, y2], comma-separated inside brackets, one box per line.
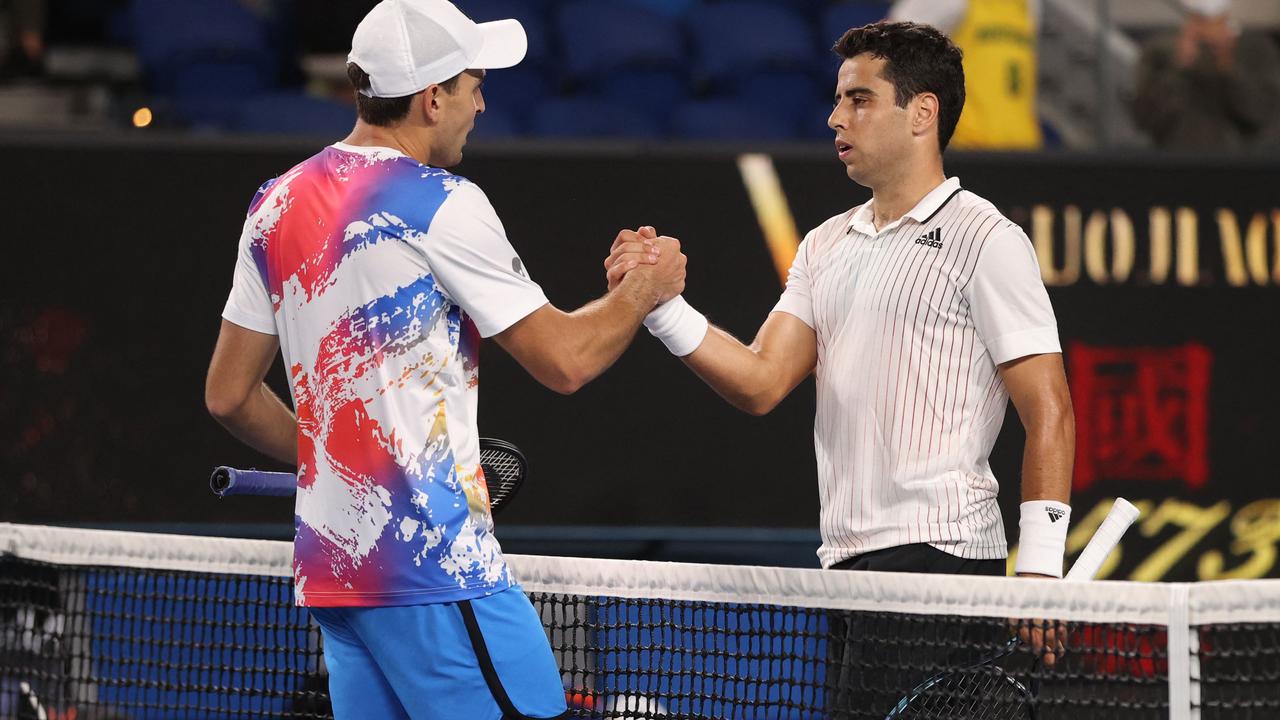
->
[420, 183, 548, 338]
[206, 320, 280, 414]
[490, 303, 561, 370]
[222, 219, 277, 336]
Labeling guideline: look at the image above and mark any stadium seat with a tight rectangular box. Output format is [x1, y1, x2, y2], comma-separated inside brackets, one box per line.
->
[532, 98, 661, 138]
[614, 0, 696, 18]
[556, 1, 684, 79]
[594, 68, 690, 110]
[725, 70, 826, 120]
[687, 2, 816, 82]
[452, 0, 552, 66]
[729, 0, 830, 13]
[481, 66, 555, 112]
[1040, 118, 1064, 149]
[131, 0, 274, 95]
[172, 62, 272, 129]
[232, 93, 355, 136]
[802, 102, 839, 139]
[823, 1, 892, 47]
[470, 107, 523, 139]
[670, 99, 798, 140]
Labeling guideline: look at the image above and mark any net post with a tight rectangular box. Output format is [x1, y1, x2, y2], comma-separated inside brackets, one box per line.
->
[1166, 583, 1193, 720]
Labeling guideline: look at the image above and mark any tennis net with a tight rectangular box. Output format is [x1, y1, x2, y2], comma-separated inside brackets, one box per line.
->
[2, 523, 1278, 719]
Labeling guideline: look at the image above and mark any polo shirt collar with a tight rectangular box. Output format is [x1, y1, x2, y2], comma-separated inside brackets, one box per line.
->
[849, 177, 962, 236]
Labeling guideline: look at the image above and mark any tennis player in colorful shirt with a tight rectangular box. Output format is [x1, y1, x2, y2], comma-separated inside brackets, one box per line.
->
[206, 2, 686, 718]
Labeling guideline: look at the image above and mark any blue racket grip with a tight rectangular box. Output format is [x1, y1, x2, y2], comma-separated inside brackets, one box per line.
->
[210, 467, 298, 497]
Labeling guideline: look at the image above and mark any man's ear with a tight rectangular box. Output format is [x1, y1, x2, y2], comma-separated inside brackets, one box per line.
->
[912, 92, 940, 139]
[420, 85, 442, 123]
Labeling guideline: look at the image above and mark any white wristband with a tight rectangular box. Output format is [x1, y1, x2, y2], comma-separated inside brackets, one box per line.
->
[643, 295, 709, 357]
[1014, 500, 1071, 578]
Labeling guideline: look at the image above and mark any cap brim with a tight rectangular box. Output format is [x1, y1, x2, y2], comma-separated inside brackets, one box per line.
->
[470, 19, 527, 70]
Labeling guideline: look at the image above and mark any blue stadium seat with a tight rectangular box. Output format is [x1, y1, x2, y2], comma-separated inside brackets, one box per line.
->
[532, 98, 661, 138]
[556, 1, 684, 79]
[802, 102, 839, 139]
[725, 70, 826, 120]
[823, 2, 891, 46]
[1040, 118, 1063, 149]
[595, 68, 690, 109]
[232, 93, 355, 136]
[481, 66, 555, 111]
[614, 0, 696, 18]
[687, 2, 816, 82]
[728, 0, 830, 13]
[452, 0, 552, 66]
[172, 62, 273, 129]
[670, 99, 798, 140]
[131, 0, 275, 95]
[470, 107, 523, 139]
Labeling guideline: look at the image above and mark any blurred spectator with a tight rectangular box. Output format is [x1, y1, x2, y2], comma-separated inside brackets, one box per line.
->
[1133, 0, 1280, 151]
[890, 0, 1043, 150]
[2, 0, 45, 78]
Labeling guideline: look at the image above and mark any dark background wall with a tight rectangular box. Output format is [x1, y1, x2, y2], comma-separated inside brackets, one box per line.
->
[3, 135, 1278, 580]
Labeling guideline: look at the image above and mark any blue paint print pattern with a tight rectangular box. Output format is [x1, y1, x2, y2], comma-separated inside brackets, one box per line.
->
[241, 144, 510, 607]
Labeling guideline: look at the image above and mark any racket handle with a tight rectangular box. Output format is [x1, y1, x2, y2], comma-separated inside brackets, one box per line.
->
[1064, 498, 1140, 581]
[210, 467, 298, 497]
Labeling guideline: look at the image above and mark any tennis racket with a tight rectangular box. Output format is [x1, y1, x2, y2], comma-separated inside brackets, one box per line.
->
[209, 437, 529, 514]
[883, 498, 1141, 720]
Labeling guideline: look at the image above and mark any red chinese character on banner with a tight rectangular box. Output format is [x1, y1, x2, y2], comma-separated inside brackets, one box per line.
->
[1068, 343, 1212, 491]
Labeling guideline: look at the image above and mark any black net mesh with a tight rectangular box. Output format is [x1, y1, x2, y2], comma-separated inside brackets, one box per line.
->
[1196, 622, 1280, 718]
[531, 592, 1169, 720]
[1, 555, 330, 719]
[2, 528, 1278, 720]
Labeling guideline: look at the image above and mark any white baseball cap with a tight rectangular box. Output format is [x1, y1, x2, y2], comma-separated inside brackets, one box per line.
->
[1181, 0, 1231, 17]
[348, 0, 527, 98]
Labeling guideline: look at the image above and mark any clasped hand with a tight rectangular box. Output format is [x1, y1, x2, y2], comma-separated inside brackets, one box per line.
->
[603, 226, 686, 306]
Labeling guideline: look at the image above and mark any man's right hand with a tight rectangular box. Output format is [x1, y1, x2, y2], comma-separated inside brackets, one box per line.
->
[605, 226, 686, 306]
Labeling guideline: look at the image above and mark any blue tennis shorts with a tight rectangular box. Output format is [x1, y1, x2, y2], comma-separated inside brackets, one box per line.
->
[309, 587, 568, 720]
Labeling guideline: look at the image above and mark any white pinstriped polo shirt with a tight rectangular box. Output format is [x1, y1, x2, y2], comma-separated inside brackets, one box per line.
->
[774, 177, 1061, 568]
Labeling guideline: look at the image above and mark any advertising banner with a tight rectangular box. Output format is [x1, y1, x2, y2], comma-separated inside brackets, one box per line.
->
[2, 138, 1276, 580]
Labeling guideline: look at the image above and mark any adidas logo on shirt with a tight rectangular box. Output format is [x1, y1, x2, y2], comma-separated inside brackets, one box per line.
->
[1046, 507, 1065, 523]
[914, 228, 944, 249]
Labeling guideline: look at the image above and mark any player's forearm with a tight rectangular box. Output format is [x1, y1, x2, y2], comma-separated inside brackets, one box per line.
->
[210, 383, 298, 465]
[682, 327, 786, 416]
[1019, 408, 1074, 504]
[550, 279, 654, 393]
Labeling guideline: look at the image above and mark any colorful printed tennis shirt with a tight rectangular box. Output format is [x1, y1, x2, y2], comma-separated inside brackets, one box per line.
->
[222, 143, 548, 607]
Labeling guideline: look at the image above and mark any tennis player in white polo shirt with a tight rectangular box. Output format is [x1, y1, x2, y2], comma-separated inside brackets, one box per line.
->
[609, 22, 1074, 586]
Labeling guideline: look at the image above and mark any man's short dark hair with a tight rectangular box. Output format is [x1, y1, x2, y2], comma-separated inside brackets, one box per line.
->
[833, 21, 966, 152]
[346, 63, 461, 127]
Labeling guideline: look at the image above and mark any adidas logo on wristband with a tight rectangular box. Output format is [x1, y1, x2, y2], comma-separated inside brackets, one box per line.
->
[1046, 507, 1065, 523]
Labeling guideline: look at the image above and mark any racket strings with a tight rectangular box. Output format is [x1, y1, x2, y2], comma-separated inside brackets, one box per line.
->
[479, 447, 524, 509]
[897, 664, 1034, 719]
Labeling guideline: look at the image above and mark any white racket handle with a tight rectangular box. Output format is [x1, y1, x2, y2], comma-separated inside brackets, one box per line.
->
[1064, 498, 1140, 580]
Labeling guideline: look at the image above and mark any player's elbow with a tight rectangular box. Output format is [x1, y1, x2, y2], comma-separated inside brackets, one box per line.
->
[205, 383, 250, 423]
[1026, 389, 1075, 440]
[547, 374, 586, 396]
[521, 357, 589, 395]
[540, 361, 593, 395]
[740, 388, 783, 416]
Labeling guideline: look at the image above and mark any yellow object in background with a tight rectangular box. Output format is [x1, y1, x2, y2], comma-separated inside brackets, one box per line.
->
[950, 0, 1042, 150]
